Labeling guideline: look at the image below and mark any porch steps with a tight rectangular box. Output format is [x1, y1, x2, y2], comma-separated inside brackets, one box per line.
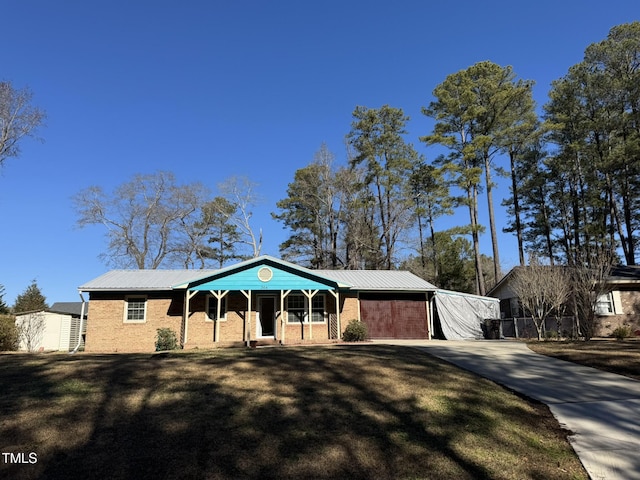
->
[249, 339, 280, 348]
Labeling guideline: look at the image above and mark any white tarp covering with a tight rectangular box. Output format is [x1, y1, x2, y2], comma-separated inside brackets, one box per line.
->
[434, 290, 500, 340]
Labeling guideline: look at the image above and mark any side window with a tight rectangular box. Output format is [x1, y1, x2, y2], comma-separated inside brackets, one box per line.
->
[595, 292, 614, 315]
[125, 296, 147, 322]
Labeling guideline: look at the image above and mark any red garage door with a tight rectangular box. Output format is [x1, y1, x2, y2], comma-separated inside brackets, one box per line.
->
[359, 293, 428, 339]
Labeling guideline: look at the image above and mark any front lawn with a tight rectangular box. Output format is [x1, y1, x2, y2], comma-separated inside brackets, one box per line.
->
[0, 345, 586, 480]
[528, 339, 640, 381]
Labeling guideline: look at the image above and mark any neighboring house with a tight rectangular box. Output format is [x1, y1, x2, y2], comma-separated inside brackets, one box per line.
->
[15, 302, 87, 352]
[79, 255, 499, 352]
[599, 265, 640, 335]
[488, 265, 640, 337]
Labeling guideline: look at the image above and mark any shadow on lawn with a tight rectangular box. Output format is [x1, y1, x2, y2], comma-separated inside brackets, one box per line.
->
[0, 345, 577, 480]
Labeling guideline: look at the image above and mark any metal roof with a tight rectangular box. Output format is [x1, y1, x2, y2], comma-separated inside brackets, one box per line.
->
[317, 270, 436, 291]
[79, 257, 437, 293]
[79, 269, 219, 291]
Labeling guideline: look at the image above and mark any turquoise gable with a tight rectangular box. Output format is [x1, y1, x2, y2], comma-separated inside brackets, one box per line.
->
[188, 264, 337, 291]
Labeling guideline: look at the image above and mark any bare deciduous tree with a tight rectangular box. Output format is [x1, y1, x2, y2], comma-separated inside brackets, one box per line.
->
[16, 312, 45, 352]
[512, 257, 571, 341]
[570, 248, 616, 340]
[74, 171, 211, 269]
[0, 81, 46, 168]
[218, 176, 263, 258]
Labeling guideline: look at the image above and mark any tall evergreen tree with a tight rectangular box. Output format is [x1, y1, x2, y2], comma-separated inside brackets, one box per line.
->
[423, 61, 535, 290]
[582, 21, 640, 265]
[421, 75, 484, 294]
[340, 166, 383, 269]
[408, 160, 453, 284]
[543, 22, 640, 265]
[0, 285, 10, 314]
[202, 197, 245, 268]
[13, 280, 48, 313]
[347, 105, 419, 269]
[498, 87, 540, 266]
[274, 144, 358, 268]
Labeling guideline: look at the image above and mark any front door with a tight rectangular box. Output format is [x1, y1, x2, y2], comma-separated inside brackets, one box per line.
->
[257, 296, 275, 337]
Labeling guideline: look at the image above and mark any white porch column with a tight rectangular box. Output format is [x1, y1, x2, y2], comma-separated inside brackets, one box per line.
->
[183, 290, 198, 345]
[280, 290, 291, 345]
[241, 290, 252, 346]
[302, 289, 319, 340]
[209, 290, 229, 342]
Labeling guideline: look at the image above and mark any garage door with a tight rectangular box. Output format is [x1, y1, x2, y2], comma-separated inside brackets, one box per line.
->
[359, 293, 428, 339]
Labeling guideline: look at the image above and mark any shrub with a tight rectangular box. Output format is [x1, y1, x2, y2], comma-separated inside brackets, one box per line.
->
[155, 328, 178, 351]
[342, 319, 368, 342]
[611, 325, 631, 341]
[0, 315, 19, 351]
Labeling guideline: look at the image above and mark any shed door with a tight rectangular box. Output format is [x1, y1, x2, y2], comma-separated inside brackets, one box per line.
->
[359, 293, 428, 339]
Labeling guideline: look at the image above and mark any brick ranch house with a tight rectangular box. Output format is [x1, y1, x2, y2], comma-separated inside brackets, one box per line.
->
[488, 265, 640, 337]
[79, 256, 453, 352]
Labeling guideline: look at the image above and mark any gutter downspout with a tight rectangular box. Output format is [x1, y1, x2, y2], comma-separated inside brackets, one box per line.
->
[70, 292, 86, 354]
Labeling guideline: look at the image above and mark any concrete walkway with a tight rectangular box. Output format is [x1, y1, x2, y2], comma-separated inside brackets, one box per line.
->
[375, 339, 640, 480]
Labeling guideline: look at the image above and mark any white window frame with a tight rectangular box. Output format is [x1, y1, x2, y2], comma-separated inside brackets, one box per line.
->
[286, 293, 326, 324]
[206, 295, 227, 322]
[287, 294, 306, 323]
[124, 296, 147, 323]
[596, 291, 622, 316]
[311, 294, 327, 323]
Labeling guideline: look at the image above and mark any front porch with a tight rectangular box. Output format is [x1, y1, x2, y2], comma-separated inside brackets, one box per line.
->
[177, 260, 346, 348]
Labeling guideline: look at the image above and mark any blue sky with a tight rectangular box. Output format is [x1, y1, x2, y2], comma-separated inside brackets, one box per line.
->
[1, 0, 638, 305]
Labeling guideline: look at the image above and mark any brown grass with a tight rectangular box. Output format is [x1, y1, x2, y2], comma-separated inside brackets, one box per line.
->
[528, 339, 640, 381]
[0, 345, 586, 480]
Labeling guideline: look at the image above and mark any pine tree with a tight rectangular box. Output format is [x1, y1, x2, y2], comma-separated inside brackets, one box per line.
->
[408, 160, 453, 284]
[543, 22, 640, 265]
[347, 105, 419, 269]
[423, 61, 536, 291]
[202, 197, 246, 268]
[0, 284, 10, 314]
[13, 280, 48, 313]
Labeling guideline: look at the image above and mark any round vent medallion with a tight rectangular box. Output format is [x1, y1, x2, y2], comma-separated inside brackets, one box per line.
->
[257, 267, 273, 282]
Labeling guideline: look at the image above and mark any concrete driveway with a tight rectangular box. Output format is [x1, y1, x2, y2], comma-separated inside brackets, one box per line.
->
[375, 339, 640, 480]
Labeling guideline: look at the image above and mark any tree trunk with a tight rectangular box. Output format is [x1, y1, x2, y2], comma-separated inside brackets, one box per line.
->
[428, 216, 438, 285]
[509, 150, 525, 266]
[374, 177, 391, 269]
[622, 164, 636, 264]
[484, 154, 502, 281]
[469, 185, 485, 296]
[534, 318, 543, 341]
[542, 202, 555, 265]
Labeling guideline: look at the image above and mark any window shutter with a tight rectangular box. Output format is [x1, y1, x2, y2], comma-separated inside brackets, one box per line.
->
[612, 290, 623, 314]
